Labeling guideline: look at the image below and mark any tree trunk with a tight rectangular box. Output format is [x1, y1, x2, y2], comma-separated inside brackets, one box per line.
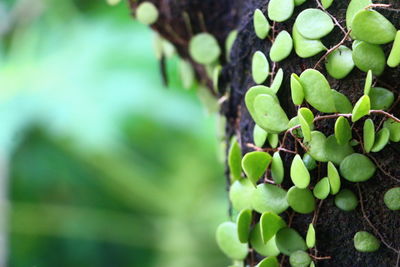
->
[129, 1, 400, 266]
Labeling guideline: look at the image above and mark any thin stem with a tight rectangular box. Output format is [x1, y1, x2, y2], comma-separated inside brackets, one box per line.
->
[315, 0, 347, 35]
[310, 255, 332, 260]
[368, 155, 400, 183]
[365, 3, 391, 9]
[370, 110, 400, 123]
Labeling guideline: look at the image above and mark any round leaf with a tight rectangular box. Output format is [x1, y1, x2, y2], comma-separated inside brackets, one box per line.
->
[369, 87, 394, 111]
[340, 153, 376, 182]
[254, 124, 268, 147]
[252, 184, 289, 214]
[229, 179, 255, 211]
[335, 189, 358, 211]
[352, 41, 386, 76]
[290, 154, 311, 189]
[388, 31, 400, 68]
[275, 227, 307, 255]
[328, 162, 341, 195]
[252, 51, 270, 84]
[292, 24, 326, 58]
[291, 73, 304, 105]
[242, 151, 272, 186]
[306, 224, 316, 248]
[384, 187, 400, 210]
[254, 94, 290, 133]
[254, 9, 271, 39]
[228, 137, 243, 181]
[295, 9, 334, 39]
[325, 135, 354, 165]
[268, 0, 294, 22]
[354, 231, 380, 252]
[332, 90, 353, 113]
[346, 0, 372, 31]
[237, 209, 252, 243]
[189, 33, 221, 65]
[245, 86, 278, 119]
[287, 186, 316, 214]
[216, 222, 248, 260]
[136, 2, 159, 25]
[363, 119, 375, 153]
[352, 95, 370, 122]
[260, 212, 286, 243]
[326, 46, 354, 79]
[371, 128, 390, 153]
[250, 223, 280, 257]
[270, 31, 293, 62]
[289, 250, 312, 267]
[384, 119, 400, 142]
[271, 152, 284, 184]
[313, 177, 330, 200]
[307, 131, 328, 162]
[335, 116, 352, 145]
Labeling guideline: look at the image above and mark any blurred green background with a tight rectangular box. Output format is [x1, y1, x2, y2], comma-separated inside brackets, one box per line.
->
[0, 0, 229, 266]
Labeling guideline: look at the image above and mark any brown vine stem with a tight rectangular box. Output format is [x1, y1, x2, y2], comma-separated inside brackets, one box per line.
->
[310, 255, 332, 260]
[246, 143, 297, 154]
[370, 110, 400, 123]
[356, 184, 399, 254]
[315, 0, 347, 35]
[365, 3, 391, 10]
[368, 155, 400, 183]
[314, 30, 352, 69]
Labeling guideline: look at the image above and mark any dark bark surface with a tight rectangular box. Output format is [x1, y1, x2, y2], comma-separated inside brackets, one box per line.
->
[130, 1, 400, 266]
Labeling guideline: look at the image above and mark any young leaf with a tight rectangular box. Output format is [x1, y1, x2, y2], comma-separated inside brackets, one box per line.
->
[254, 124, 268, 147]
[252, 51, 270, 84]
[275, 227, 307, 255]
[351, 95, 370, 122]
[268, 0, 294, 22]
[250, 224, 280, 257]
[228, 137, 243, 181]
[287, 186, 316, 214]
[254, 9, 271, 39]
[306, 224, 316, 248]
[253, 94, 290, 133]
[388, 31, 400, 68]
[291, 73, 305, 105]
[371, 128, 390, 152]
[271, 152, 284, 184]
[242, 151, 272, 186]
[328, 162, 341, 195]
[295, 9, 334, 39]
[290, 154, 311, 189]
[216, 222, 248, 260]
[260, 212, 286, 244]
[270, 31, 293, 62]
[237, 209, 253, 243]
[271, 68, 284, 93]
[313, 177, 330, 200]
[363, 119, 375, 153]
[334, 116, 352, 145]
[189, 33, 221, 65]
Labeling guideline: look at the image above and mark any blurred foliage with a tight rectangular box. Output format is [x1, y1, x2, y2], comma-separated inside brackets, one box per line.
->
[1, 0, 229, 266]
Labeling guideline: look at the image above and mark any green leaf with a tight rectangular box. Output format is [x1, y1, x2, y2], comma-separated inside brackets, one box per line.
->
[267, 0, 295, 22]
[303, 153, 317, 171]
[325, 135, 354, 165]
[313, 177, 330, 200]
[363, 119, 375, 153]
[352, 95, 370, 122]
[322, 0, 334, 9]
[136, 1, 159, 25]
[275, 227, 307, 255]
[254, 124, 268, 147]
[354, 231, 380, 252]
[292, 24, 326, 58]
[346, 0, 372, 31]
[254, 9, 271, 39]
[339, 153, 376, 182]
[299, 69, 336, 113]
[271, 68, 284, 93]
[287, 186, 316, 214]
[250, 224, 280, 257]
[242, 151, 272, 186]
[216, 222, 248, 260]
[179, 60, 195, 89]
[291, 73, 305, 105]
[245, 86, 278, 119]
[384, 187, 400, 210]
[225, 30, 238, 61]
[388, 31, 400, 68]
[306, 224, 316, 248]
[290, 154, 311, 189]
[331, 90, 353, 113]
[255, 256, 279, 267]
[371, 128, 390, 153]
[260, 212, 286, 243]
[310, 261, 315, 267]
[213, 65, 222, 93]
[307, 131, 328, 162]
[383, 119, 400, 142]
[334, 189, 358, 211]
[298, 108, 314, 142]
[335, 116, 352, 145]
[271, 152, 285, 184]
[252, 184, 289, 214]
[253, 94, 290, 133]
[252, 51, 270, 84]
[270, 31, 293, 62]
[326, 46, 354, 79]
[352, 41, 386, 76]
[289, 251, 312, 267]
[237, 209, 252, 243]
[229, 179, 255, 211]
[328, 162, 341, 195]
[295, 9, 334, 39]
[294, 0, 308, 6]
[369, 87, 394, 111]
[189, 33, 221, 65]
[228, 137, 243, 181]
[351, 10, 396, 45]
[268, 134, 279, 148]
[363, 70, 372, 96]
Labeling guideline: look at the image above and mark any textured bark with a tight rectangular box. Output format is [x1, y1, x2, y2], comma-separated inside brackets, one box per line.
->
[130, 1, 400, 266]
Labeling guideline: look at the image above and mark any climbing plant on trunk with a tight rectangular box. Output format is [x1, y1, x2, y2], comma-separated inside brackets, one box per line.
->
[127, 0, 400, 266]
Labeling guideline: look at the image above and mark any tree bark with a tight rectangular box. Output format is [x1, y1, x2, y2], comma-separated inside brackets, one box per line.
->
[130, 1, 400, 266]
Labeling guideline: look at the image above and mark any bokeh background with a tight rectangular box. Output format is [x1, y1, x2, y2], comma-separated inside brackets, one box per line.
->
[0, 0, 230, 266]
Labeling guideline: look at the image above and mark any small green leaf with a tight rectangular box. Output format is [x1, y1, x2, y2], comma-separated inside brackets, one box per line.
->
[383, 119, 400, 142]
[287, 186, 316, 214]
[328, 162, 341, 195]
[369, 87, 394, 111]
[326, 46, 354, 79]
[325, 135, 354, 165]
[298, 108, 314, 142]
[289, 251, 312, 267]
[352, 95, 370, 122]
[384, 187, 400, 210]
[254, 9, 271, 39]
[253, 94, 290, 133]
[267, 0, 294, 22]
[307, 131, 328, 162]
[291, 73, 304, 105]
[334, 189, 358, 211]
[371, 128, 390, 153]
[225, 30, 238, 61]
[252, 51, 270, 84]
[189, 33, 221, 65]
[270, 31, 293, 62]
[346, 0, 372, 31]
[354, 231, 380, 252]
[299, 69, 336, 113]
[255, 256, 279, 267]
[254, 124, 268, 147]
[216, 222, 248, 260]
[294, 0, 308, 6]
[268, 134, 279, 148]
[290, 154, 311, 189]
[332, 90, 353, 113]
[229, 179, 255, 211]
[136, 1, 159, 25]
[213, 65, 222, 93]
[245, 86, 278, 119]
[313, 177, 330, 200]
[252, 184, 289, 214]
[322, 0, 334, 9]
[352, 41, 386, 76]
[340, 153, 376, 182]
[237, 209, 253, 243]
[388, 31, 400, 68]
[310, 261, 315, 267]
[228, 137, 243, 181]
[292, 24, 326, 58]
[260, 212, 286, 243]
[364, 70, 373, 95]
[179, 60, 195, 89]
[363, 119, 375, 153]
[306, 224, 316, 248]
[335, 116, 352, 145]
[251, 224, 280, 257]
[242, 151, 272, 186]
[295, 9, 334, 39]
[271, 68, 284, 93]
[275, 227, 307, 255]
[351, 10, 396, 45]
[271, 152, 285, 184]
[303, 153, 317, 171]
